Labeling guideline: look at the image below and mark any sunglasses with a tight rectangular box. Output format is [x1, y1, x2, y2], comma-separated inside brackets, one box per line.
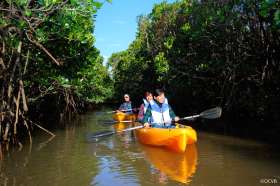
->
[124, 96, 129, 98]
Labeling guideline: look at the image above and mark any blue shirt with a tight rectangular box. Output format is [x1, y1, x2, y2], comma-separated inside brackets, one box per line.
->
[119, 102, 133, 113]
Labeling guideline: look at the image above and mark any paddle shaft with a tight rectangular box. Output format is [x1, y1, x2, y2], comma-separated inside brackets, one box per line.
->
[181, 114, 200, 120]
[97, 108, 139, 114]
[89, 125, 143, 139]
[100, 120, 134, 124]
[106, 109, 132, 114]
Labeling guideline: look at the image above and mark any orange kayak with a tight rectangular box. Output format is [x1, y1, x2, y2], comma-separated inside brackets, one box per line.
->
[112, 112, 137, 122]
[141, 144, 197, 183]
[135, 124, 197, 152]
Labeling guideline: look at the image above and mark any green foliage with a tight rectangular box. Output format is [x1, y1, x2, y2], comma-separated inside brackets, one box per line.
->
[1, 0, 113, 119]
[109, 0, 280, 124]
[164, 36, 175, 49]
[181, 22, 191, 33]
[73, 57, 113, 103]
[274, 10, 280, 27]
[154, 52, 169, 81]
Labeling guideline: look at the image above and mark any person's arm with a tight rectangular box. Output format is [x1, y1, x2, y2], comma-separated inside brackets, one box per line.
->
[130, 102, 137, 113]
[169, 105, 179, 121]
[137, 104, 145, 121]
[169, 105, 176, 119]
[119, 103, 125, 111]
[142, 105, 152, 124]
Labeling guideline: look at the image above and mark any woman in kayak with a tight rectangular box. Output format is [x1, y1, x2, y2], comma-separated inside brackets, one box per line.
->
[137, 91, 153, 122]
[142, 89, 180, 128]
[118, 94, 134, 114]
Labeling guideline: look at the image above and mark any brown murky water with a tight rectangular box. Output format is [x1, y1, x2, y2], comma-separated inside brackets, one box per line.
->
[0, 111, 279, 186]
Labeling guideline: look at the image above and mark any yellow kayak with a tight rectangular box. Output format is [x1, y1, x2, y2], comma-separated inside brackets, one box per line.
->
[141, 144, 197, 183]
[135, 124, 197, 152]
[113, 122, 127, 131]
[112, 112, 137, 122]
[113, 122, 135, 131]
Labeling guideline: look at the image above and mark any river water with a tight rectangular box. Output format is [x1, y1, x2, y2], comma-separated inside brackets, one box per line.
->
[0, 111, 279, 186]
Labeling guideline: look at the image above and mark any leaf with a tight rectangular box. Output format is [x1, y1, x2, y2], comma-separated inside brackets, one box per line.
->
[181, 23, 191, 32]
[93, 1, 103, 9]
[24, 9, 32, 17]
[274, 10, 280, 27]
[70, 0, 77, 4]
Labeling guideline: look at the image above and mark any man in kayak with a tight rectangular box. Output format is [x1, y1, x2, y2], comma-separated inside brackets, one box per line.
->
[137, 91, 153, 122]
[142, 89, 180, 128]
[118, 94, 134, 114]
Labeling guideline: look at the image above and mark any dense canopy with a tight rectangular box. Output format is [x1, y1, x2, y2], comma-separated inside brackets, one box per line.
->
[108, 0, 280, 127]
[0, 0, 113, 142]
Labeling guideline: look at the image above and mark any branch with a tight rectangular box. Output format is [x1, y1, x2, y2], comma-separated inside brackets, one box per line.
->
[19, 80, 28, 111]
[28, 119, 56, 137]
[0, 58, 5, 69]
[26, 32, 61, 66]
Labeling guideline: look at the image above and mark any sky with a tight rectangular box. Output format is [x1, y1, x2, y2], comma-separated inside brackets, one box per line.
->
[94, 0, 175, 62]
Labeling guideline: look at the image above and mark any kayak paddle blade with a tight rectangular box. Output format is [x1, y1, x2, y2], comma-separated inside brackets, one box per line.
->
[199, 107, 222, 119]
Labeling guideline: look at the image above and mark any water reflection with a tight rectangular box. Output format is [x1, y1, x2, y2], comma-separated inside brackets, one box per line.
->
[0, 122, 99, 186]
[140, 144, 198, 184]
[113, 122, 136, 132]
[89, 122, 198, 185]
